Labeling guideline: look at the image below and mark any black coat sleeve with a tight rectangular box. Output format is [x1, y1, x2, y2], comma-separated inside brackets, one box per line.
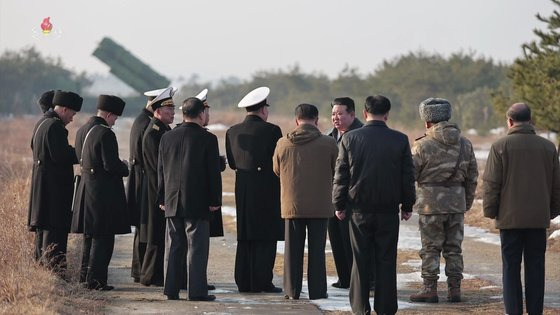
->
[207, 134, 222, 207]
[48, 122, 78, 165]
[332, 137, 350, 211]
[100, 130, 129, 177]
[400, 137, 416, 212]
[157, 139, 165, 206]
[225, 129, 236, 170]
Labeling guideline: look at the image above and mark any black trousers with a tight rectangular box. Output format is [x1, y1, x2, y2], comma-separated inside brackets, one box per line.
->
[328, 216, 376, 288]
[164, 218, 209, 298]
[82, 234, 115, 288]
[35, 229, 68, 274]
[140, 243, 165, 286]
[131, 227, 146, 281]
[328, 216, 353, 286]
[79, 234, 92, 283]
[284, 218, 328, 299]
[349, 212, 399, 315]
[34, 229, 44, 262]
[500, 229, 546, 315]
[235, 240, 277, 292]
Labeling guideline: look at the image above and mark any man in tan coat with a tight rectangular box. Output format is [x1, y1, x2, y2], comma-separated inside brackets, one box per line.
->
[483, 102, 560, 315]
[273, 103, 338, 300]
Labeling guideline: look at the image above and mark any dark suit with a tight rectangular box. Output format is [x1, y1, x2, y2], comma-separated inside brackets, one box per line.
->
[158, 122, 221, 298]
[126, 108, 152, 281]
[326, 118, 363, 288]
[71, 116, 130, 288]
[333, 120, 416, 315]
[28, 110, 78, 273]
[225, 115, 283, 292]
[140, 117, 170, 286]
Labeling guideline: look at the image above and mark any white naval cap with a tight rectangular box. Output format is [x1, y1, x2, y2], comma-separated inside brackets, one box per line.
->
[195, 88, 208, 102]
[147, 87, 176, 110]
[179, 88, 209, 110]
[144, 87, 178, 98]
[238, 86, 270, 108]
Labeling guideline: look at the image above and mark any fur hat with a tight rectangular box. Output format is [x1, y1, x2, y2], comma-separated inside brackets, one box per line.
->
[419, 98, 451, 123]
[97, 95, 126, 116]
[52, 90, 83, 112]
[38, 90, 55, 113]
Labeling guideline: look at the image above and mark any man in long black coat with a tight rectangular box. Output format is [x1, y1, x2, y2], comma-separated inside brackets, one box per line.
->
[28, 90, 82, 276]
[71, 95, 130, 290]
[126, 89, 157, 282]
[140, 87, 174, 286]
[158, 97, 222, 301]
[225, 87, 284, 293]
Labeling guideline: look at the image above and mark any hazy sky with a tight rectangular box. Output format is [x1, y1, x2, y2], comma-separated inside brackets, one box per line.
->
[0, 0, 556, 83]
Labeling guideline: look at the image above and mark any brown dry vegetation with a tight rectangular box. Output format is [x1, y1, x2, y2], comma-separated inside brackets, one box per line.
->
[0, 116, 102, 314]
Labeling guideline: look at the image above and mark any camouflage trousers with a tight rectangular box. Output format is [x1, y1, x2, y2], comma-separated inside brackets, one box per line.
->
[418, 213, 464, 281]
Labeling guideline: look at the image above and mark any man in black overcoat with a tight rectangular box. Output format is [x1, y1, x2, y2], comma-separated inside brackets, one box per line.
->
[332, 95, 416, 315]
[28, 90, 82, 276]
[71, 95, 130, 290]
[225, 86, 284, 293]
[126, 88, 162, 282]
[140, 87, 174, 286]
[158, 97, 222, 301]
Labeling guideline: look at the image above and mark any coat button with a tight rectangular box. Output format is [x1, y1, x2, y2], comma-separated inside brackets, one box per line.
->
[257, 167, 262, 171]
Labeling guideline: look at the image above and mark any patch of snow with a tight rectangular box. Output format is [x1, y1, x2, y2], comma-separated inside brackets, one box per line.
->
[552, 216, 560, 225]
[207, 123, 229, 131]
[480, 286, 501, 290]
[222, 192, 235, 197]
[221, 206, 237, 220]
[464, 225, 501, 246]
[549, 229, 560, 240]
[466, 129, 478, 136]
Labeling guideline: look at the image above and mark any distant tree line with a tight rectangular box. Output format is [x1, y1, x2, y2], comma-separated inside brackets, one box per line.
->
[0, 47, 92, 114]
[180, 52, 509, 133]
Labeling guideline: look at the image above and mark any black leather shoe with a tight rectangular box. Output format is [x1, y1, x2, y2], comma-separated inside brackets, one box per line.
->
[133, 277, 140, 283]
[166, 294, 179, 300]
[310, 293, 328, 300]
[263, 285, 283, 293]
[207, 284, 216, 290]
[331, 282, 349, 289]
[189, 295, 216, 301]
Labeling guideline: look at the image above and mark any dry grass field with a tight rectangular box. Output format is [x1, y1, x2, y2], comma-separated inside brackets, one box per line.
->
[0, 116, 103, 314]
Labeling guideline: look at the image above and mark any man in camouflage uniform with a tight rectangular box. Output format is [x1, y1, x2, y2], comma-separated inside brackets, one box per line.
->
[410, 98, 478, 303]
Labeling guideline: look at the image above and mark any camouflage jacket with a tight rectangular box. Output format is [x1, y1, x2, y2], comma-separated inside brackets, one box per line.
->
[412, 121, 478, 215]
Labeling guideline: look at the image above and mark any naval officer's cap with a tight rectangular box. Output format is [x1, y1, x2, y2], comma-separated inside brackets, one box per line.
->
[144, 87, 178, 106]
[238, 86, 270, 111]
[52, 90, 83, 112]
[148, 87, 176, 110]
[180, 88, 209, 110]
[97, 95, 126, 116]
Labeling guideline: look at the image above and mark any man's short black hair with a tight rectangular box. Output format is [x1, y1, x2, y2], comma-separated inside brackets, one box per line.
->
[507, 103, 531, 122]
[331, 97, 355, 113]
[364, 95, 391, 115]
[182, 97, 206, 118]
[295, 103, 319, 120]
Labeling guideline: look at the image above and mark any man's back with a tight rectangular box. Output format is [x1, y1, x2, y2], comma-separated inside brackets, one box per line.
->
[158, 122, 222, 219]
[333, 120, 415, 213]
[483, 124, 560, 229]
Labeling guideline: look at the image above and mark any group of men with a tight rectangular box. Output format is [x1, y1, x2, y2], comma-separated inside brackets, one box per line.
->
[28, 85, 559, 315]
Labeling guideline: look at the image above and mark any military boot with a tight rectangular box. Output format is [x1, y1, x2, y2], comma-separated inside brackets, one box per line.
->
[447, 278, 461, 302]
[410, 279, 439, 303]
